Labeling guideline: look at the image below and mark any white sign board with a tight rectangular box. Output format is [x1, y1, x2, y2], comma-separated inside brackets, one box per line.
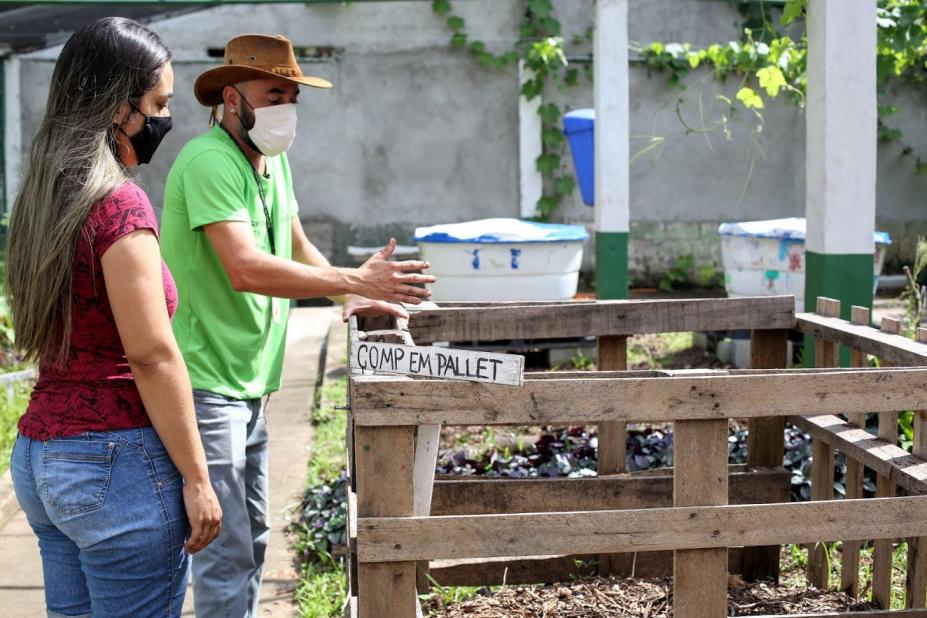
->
[350, 341, 524, 386]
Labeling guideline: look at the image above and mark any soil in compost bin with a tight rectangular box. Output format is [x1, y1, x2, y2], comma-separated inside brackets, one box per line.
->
[422, 576, 876, 617]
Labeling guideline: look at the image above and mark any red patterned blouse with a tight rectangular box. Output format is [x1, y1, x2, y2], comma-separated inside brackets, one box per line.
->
[18, 182, 178, 440]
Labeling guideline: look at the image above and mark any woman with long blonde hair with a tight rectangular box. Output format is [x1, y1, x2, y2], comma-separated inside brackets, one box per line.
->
[7, 17, 220, 617]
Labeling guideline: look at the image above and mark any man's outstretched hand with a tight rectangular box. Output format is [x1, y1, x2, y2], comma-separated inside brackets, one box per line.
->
[352, 238, 435, 305]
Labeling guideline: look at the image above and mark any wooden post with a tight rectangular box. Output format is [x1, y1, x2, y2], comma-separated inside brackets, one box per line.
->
[742, 328, 789, 582]
[872, 316, 901, 608]
[597, 334, 627, 577]
[355, 425, 418, 618]
[841, 305, 870, 598]
[808, 297, 840, 589]
[673, 418, 729, 616]
[906, 327, 927, 608]
[596, 334, 628, 473]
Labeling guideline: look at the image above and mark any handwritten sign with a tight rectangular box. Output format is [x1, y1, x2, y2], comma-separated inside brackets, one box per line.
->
[350, 341, 524, 386]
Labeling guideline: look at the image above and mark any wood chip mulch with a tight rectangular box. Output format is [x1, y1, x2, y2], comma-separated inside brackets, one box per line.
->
[423, 576, 877, 617]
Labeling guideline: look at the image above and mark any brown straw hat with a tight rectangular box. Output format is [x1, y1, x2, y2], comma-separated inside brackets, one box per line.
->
[194, 33, 332, 106]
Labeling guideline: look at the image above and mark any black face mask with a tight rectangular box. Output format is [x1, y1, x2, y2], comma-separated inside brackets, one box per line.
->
[127, 105, 172, 165]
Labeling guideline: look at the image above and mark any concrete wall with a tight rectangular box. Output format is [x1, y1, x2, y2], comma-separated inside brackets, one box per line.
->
[9, 0, 927, 284]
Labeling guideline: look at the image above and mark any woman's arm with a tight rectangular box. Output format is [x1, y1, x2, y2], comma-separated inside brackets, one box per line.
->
[102, 229, 221, 554]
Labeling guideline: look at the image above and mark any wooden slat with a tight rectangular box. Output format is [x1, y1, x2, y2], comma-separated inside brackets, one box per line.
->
[673, 418, 728, 616]
[788, 415, 927, 496]
[408, 296, 796, 343]
[351, 368, 927, 426]
[430, 467, 789, 515]
[842, 305, 870, 598]
[357, 496, 927, 563]
[796, 312, 927, 367]
[808, 298, 840, 589]
[908, 327, 927, 608]
[874, 317, 902, 609]
[355, 426, 417, 618]
[743, 328, 789, 582]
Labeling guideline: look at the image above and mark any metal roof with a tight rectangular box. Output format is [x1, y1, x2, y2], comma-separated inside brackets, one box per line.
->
[0, 3, 209, 54]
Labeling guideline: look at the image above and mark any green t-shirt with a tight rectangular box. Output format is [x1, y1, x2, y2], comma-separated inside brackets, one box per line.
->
[160, 125, 297, 400]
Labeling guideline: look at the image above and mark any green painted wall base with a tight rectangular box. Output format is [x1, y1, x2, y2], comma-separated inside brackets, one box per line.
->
[596, 231, 629, 300]
[804, 251, 874, 367]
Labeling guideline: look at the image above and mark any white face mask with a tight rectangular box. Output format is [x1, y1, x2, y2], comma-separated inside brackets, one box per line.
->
[247, 103, 297, 157]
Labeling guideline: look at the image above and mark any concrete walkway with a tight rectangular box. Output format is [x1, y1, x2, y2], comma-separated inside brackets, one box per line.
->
[0, 306, 334, 617]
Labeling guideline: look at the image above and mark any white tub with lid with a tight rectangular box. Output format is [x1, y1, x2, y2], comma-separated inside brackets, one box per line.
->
[414, 218, 589, 302]
[718, 217, 892, 310]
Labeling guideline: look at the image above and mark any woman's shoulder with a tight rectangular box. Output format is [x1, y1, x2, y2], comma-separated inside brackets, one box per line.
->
[100, 181, 153, 212]
[88, 182, 159, 252]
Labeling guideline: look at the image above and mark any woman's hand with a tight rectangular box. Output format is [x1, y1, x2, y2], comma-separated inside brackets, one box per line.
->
[352, 239, 435, 304]
[182, 480, 222, 554]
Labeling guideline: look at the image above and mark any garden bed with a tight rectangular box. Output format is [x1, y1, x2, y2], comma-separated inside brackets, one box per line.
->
[421, 575, 876, 617]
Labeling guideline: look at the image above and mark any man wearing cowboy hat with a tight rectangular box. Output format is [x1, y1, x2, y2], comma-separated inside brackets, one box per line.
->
[160, 34, 434, 616]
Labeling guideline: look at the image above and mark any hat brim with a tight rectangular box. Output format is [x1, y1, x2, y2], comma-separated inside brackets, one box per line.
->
[194, 65, 333, 106]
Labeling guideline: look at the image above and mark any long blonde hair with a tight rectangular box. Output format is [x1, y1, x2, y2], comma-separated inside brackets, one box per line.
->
[6, 17, 171, 365]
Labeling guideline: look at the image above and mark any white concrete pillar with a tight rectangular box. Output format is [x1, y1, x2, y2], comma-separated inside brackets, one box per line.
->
[518, 61, 543, 219]
[3, 54, 21, 212]
[804, 0, 877, 316]
[593, 0, 630, 298]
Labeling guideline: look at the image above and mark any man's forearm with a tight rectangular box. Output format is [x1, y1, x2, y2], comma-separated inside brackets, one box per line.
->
[291, 237, 348, 304]
[231, 251, 358, 299]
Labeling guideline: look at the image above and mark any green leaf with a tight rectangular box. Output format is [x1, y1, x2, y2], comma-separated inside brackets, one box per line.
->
[736, 86, 765, 110]
[431, 0, 452, 17]
[542, 129, 564, 148]
[535, 153, 561, 176]
[469, 41, 485, 54]
[564, 68, 579, 87]
[451, 32, 467, 48]
[447, 15, 465, 31]
[536, 195, 559, 218]
[781, 0, 805, 25]
[916, 160, 927, 176]
[521, 78, 543, 100]
[757, 66, 786, 97]
[526, 0, 553, 19]
[687, 53, 701, 69]
[539, 16, 561, 37]
[538, 102, 561, 125]
[553, 175, 575, 195]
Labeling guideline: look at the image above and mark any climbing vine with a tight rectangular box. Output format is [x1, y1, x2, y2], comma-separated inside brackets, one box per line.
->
[432, 0, 582, 220]
[641, 0, 927, 173]
[432, 0, 927, 219]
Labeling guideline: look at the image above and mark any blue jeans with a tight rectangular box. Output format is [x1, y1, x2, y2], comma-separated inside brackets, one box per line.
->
[191, 390, 269, 618]
[10, 427, 189, 618]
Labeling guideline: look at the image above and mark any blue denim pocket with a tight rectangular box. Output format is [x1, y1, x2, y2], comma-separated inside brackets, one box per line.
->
[42, 436, 117, 515]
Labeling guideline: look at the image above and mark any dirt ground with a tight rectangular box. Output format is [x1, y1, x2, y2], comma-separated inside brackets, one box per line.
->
[422, 576, 876, 617]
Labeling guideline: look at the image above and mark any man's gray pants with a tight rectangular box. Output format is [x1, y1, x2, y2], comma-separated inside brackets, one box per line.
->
[191, 390, 270, 618]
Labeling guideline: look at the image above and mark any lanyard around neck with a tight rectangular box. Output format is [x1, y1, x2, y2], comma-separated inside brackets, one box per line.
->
[219, 124, 276, 256]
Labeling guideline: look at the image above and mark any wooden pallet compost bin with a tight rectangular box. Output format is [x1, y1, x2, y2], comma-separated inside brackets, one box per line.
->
[342, 295, 927, 618]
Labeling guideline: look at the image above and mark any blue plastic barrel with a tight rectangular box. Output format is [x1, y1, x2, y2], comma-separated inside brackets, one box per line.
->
[562, 109, 595, 206]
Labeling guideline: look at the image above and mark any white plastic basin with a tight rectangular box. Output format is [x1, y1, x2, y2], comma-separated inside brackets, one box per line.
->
[718, 217, 891, 310]
[414, 218, 589, 302]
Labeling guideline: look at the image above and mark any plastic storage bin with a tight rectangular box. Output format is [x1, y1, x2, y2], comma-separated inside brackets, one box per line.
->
[414, 218, 589, 301]
[562, 109, 596, 206]
[718, 217, 891, 310]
